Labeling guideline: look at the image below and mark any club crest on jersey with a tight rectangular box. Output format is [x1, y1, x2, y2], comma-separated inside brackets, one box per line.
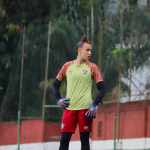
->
[81, 69, 88, 75]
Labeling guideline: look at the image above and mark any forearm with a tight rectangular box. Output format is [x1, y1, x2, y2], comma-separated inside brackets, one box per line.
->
[52, 79, 62, 100]
[52, 79, 70, 108]
[86, 82, 105, 119]
[93, 81, 106, 106]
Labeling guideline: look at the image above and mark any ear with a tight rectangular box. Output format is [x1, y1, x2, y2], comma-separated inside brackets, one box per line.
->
[77, 47, 82, 52]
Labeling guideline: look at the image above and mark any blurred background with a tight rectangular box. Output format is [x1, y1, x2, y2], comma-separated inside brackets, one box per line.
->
[0, 0, 150, 150]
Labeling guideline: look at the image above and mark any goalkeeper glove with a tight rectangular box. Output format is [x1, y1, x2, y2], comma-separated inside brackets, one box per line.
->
[57, 98, 70, 109]
[85, 104, 98, 119]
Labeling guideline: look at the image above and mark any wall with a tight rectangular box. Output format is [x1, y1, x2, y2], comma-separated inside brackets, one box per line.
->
[0, 100, 150, 146]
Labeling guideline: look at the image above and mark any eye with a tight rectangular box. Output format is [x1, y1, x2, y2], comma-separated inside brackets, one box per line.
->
[86, 49, 91, 52]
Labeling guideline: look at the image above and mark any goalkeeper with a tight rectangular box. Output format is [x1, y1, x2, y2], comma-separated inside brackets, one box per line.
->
[52, 37, 105, 150]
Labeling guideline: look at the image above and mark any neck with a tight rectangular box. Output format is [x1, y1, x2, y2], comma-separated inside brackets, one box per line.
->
[75, 56, 88, 64]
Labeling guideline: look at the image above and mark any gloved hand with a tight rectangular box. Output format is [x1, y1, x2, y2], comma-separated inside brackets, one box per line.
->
[85, 104, 98, 119]
[57, 98, 70, 109]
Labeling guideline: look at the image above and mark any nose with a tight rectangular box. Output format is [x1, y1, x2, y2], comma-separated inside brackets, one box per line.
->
[88, 50, 91, 55]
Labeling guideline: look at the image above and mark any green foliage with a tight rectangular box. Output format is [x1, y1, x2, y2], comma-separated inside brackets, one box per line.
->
[79, 0, 91, 15]
[128, 0, 138, 6]
[0, 0, 150, 120]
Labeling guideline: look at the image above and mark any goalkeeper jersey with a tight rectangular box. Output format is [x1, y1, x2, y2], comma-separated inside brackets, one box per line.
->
[56, 60, 103, 110]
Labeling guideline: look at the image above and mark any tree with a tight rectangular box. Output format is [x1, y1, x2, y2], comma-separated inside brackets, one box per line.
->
[0, 0, 150, 121]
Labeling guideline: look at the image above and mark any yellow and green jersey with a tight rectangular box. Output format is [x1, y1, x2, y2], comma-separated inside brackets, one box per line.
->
[56, 60, 103, 110]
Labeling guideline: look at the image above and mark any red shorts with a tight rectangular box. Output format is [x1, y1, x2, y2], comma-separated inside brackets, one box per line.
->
[60, 109, 93, 133]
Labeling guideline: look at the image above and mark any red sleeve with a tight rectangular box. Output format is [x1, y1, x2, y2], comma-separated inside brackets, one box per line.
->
[91, 63, 103, 83]
[56, 62, 71, 81]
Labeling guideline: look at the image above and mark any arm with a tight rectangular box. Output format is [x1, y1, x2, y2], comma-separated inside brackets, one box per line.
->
[52, 79, 62, 100]
[92, 81, 105, 106]
[52, 62, 71, 108]
[85, 63, 105, 119]
[85, 81, 106, 119]
[52, 62, 67, 100]
[52, 79, 69, 108]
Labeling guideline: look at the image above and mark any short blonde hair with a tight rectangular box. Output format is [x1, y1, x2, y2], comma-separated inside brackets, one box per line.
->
[76, 36, 91, 49]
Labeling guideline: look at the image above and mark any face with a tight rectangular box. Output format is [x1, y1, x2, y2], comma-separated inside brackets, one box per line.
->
[78, 42, 92, 61]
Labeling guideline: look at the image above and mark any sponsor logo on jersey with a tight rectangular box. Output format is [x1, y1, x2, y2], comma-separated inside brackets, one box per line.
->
[83, 126, 89, 130]
[61, 123, 64, 129]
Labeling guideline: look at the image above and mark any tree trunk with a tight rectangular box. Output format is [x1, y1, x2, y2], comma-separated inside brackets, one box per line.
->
[0, 61, 19, 121]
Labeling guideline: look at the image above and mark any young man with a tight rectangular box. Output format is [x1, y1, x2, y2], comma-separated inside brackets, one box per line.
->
[53, 37, 105, 150]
